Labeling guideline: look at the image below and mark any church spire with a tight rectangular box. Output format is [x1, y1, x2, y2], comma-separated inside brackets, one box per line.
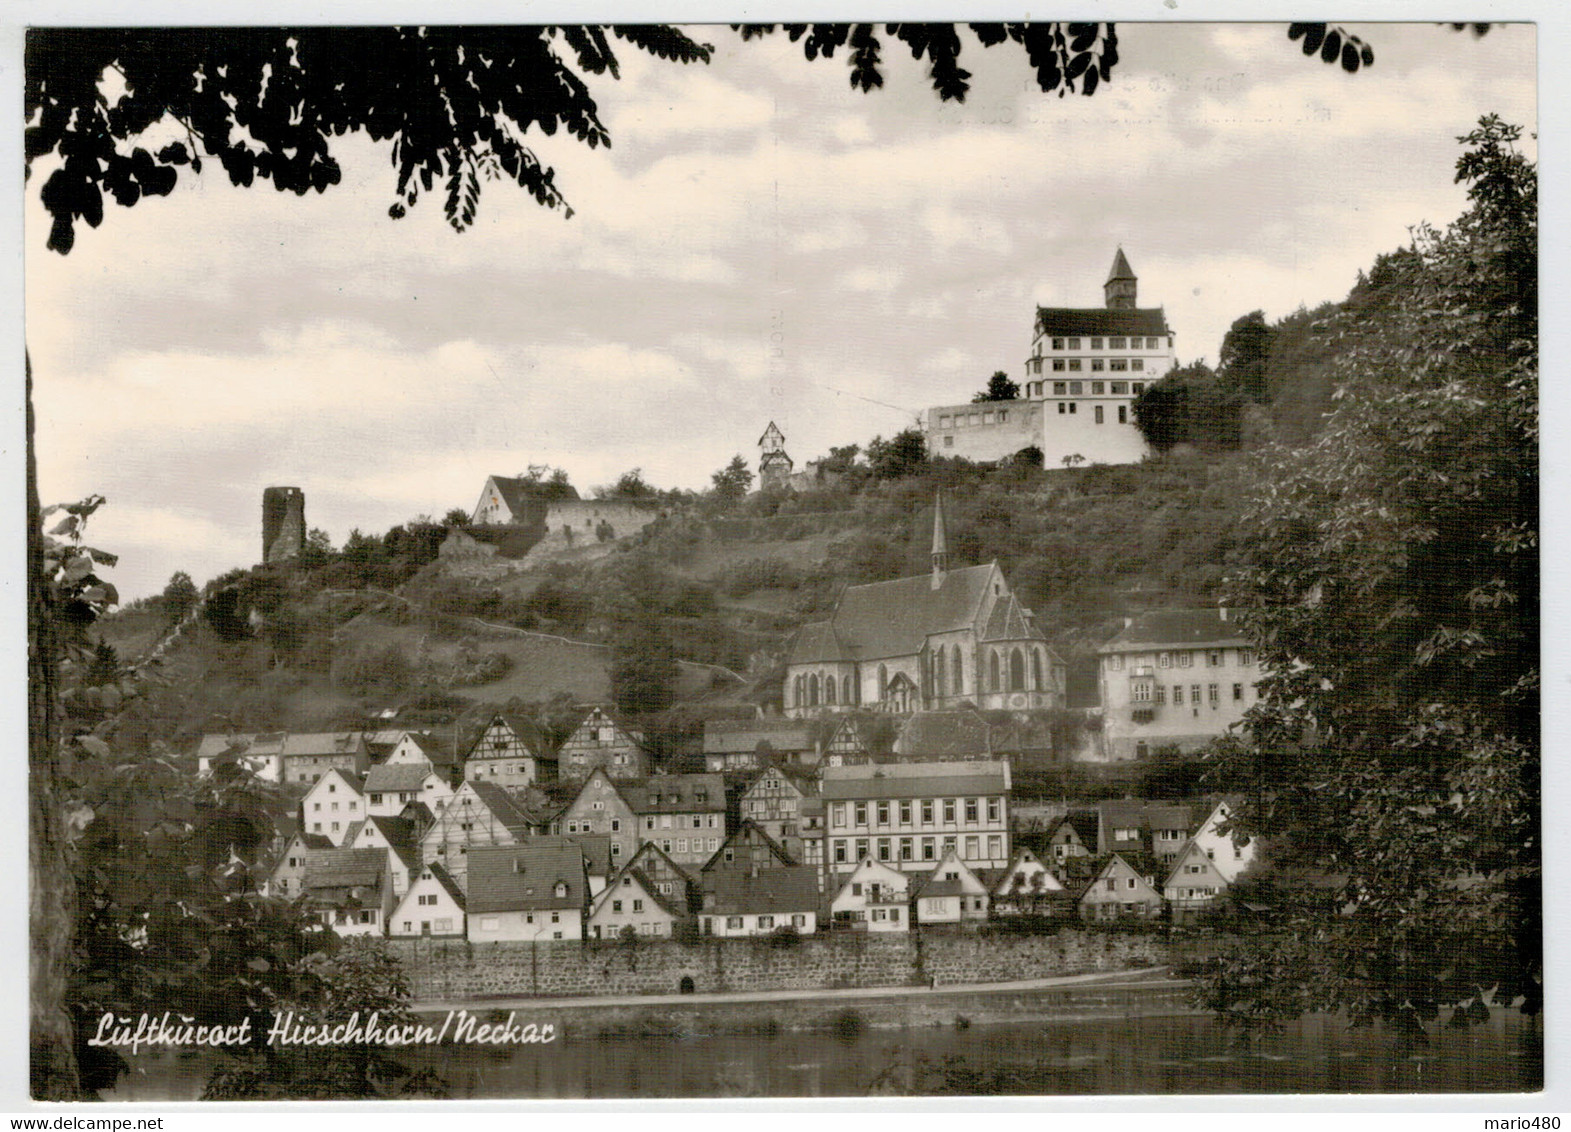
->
[1104, 246, 1137, 310]
[931, 492, 950, 590]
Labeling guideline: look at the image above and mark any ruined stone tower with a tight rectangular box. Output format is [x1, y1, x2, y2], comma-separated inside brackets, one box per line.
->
[262, 486, 305, 564]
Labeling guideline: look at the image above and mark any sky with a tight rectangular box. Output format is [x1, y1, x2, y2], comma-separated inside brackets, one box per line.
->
[24, 22, 1538, 603]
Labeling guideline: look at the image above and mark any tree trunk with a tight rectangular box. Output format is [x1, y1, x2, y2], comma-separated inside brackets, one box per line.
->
[28, 355, 84, 1099]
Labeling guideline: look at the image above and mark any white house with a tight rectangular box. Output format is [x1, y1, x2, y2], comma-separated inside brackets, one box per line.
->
[1190, 799, 1257, 883]
[829, 859, 911, 932]
[700, 866, 820, 937]
[990, 847, 1065, 915]
[588, 860, 686, 940]
[464, 712, 554, 789]
[821, 761, 1011, 874]
[299, 848, 396, 937]
[300, 768, 367, 845]
[465, 842, 589, 943]
[1078, 853, 1164, 922]
[364, 762, 455, 819]
[389, 863, 467, 939]
[1163, 840, 1232, 921]
[911, 848, 989, 925]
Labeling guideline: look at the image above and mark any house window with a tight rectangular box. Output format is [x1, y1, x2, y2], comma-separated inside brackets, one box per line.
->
[1192, 684, 1202, 704]
[1094, 405, 1104, 424]
[1051, 337, 1065, 350]
[900, 802, 912, 825]
[758, 915, 774, 930]
[1069, 381, 1083, 395]
[921, 800, 934, 825]
[1155, 685, 1166, 704]
[1118, 405, 1128, 423]
[1127, 878, 1137, 890]
[613, 900, 623, 913]
[1058, 403, 1066, 415]
[1090, 337, 1103, 350]
[855, 803, 868, 826]
[1105, 879, 1116, 892]
[900, 838, 913, 860]
[1234, 683, 1244, 701]
[633, 899, 643, 912]
[1178, 651, 1192, 668]
[965, 799, 978, 823]
[1239, 649, 1255, 665]
[1131, 359, 1144, 371]
[727, 916, 743, 930]
[877, 802, 890, 826]
[1110, 359, 1128, 372]
[1132, 382, 1145, 394]
[1068, 359, 1082, 371]
[877, 839, 891, 862]
[987, 799, 1000, 822]
[835, 842, 847, 863]
[964, 836, 979, 859]
[1173, 685, 1184, 705]
[1209, 684, 1220, 707]
[1208, 650, 1223, 666]
[944, 800, 956, 824]
[1091, 359, 1104, 372]
[1108, 654, 1124, 672]
[792, 913, 807, 928]
[1052, 360, 1066, 373]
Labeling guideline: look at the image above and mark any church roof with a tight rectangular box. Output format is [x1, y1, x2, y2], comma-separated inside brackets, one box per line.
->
[980, 592, 1044, 642]
[818, 563, 999, 663]
[1106, 247, 1136, 283]
[786, 620, 849, 665]
[1034, 307, 1170, 338]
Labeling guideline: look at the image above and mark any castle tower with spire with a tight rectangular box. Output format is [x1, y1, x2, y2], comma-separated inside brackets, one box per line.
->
[758, 421, 794, 490]
[1104, 246, 1138, 310]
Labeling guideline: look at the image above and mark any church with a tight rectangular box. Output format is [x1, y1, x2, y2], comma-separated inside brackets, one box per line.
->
[783, 497, 1066, 719]
[924, 248, 1177, 467]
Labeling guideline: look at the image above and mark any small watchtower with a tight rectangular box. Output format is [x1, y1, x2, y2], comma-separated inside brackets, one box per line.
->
[262, 486, 305, 564]
[758, 421, 794, 490]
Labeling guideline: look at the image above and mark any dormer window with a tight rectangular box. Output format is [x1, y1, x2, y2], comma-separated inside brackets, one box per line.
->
[554, 881, 568, 898]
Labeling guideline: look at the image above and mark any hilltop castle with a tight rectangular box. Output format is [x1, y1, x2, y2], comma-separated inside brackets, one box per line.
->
[923, 248, 1176, 467]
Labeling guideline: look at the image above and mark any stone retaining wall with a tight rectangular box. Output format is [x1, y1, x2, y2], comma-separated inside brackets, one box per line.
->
[392, 929, 1167, 1002]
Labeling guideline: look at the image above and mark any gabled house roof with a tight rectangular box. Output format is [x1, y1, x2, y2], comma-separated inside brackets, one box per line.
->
[703, 719, 816, 755]
[894, 709, 992, 759]
[1100, 609, 1250, 652]
[623, 840, 700, 886]
[280, 732, 368, 759]
[704, 865, 820, 917]
[1054, 809, 1101, 851]
[596, 863, 686, 920]
[300, 848, 389, 908]
[466, 842, 587, 915]
[481, 474, 581, 520]
[468, 780, 539, 837]
[468, 711, 552, 761]
[700, 821, 797, 872]
[626, 773, 726, 814]
[413, 862, 467, 908]
[364, 763, 438, 794]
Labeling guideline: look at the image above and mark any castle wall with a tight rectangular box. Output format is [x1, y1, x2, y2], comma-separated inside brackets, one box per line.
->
[534, 500, 665, 551]
[262, 486, 305, 564]
[924, 401, 1042, 464]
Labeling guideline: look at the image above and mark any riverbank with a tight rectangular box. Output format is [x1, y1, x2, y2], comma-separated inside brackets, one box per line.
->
[411, 966, 1200, 1039]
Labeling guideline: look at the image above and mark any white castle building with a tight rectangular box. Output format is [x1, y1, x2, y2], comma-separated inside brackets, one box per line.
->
[925, 249, 1176, 467]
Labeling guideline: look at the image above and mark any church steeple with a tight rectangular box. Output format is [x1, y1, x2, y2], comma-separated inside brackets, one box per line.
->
[1104, 246, 1137, 310]
[931, 492, 950, 590]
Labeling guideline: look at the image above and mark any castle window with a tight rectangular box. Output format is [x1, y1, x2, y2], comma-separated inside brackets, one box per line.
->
[1131, 359, 1145, 371]
[1091, 359, 1105, 372]
[1052, 338, 1065, 350]
[1090, 337, 1104, 349]
[1067, 338, 1081, 349]
[1110, 337, 1127, 349]
[1052, 381, 1067, 395]
[1052, 359, 1065, 372]
[1110, 359, 1128, 372]
[1068, 359, 1082, 371]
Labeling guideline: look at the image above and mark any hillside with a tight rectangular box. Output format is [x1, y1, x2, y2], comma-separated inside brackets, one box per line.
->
[90, 243, 1412, 762]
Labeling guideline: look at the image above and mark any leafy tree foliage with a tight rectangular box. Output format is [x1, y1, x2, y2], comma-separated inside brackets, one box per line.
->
[1131, 362, 1243, 452]
[160, 570, 199, 625]
[1202, 117, 1538, 1034]
[609, 614, 680, 715]
[866, 428, 929, 480]
[972, 371, 1020, 403]
[26, 26, 714, 252]
[710, 455, 755, 505]
[1218, 310, 1272, 403]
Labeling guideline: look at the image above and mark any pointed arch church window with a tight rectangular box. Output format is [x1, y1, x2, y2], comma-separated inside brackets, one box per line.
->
[844, 675, 856, 705]
[935, 649, 946, 697]
[952, 645, 963, 694]
[878, 664, 888, 701]
[825, 677, 837, 705]
[1032, 650, 1044, 691]
[989, 652, 1001, 692]
[1010, 649, 1026, 692]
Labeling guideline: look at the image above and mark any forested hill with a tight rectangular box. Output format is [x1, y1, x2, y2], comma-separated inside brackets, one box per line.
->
[91, 235, 1418, 750]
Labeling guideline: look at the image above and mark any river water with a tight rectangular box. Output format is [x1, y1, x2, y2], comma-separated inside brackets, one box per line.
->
[107, 1007, 1541, 1099]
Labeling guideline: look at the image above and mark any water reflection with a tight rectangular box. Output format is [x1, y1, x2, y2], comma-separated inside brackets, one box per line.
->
[107, 1010, 1541, 1101]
